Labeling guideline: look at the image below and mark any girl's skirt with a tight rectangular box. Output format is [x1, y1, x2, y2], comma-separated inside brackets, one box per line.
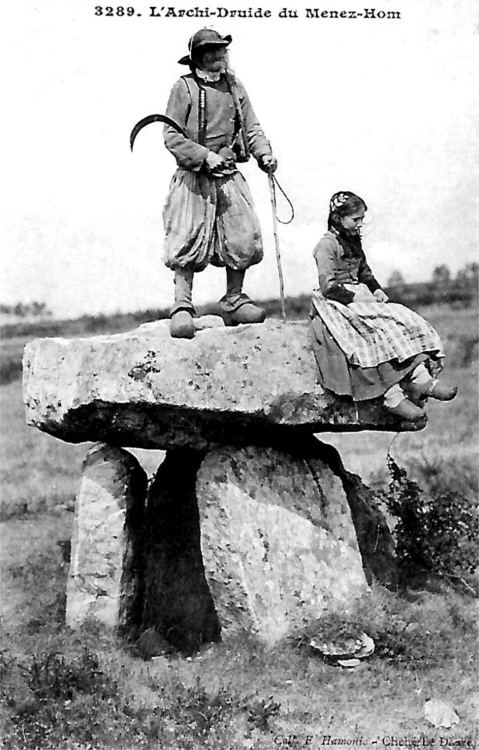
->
[310, 287, 444, 402]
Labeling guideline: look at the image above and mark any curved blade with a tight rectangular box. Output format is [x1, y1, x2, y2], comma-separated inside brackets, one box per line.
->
[130, 114, 188, 151]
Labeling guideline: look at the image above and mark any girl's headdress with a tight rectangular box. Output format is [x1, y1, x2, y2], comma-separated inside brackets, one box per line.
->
[329, 191, 366, 215]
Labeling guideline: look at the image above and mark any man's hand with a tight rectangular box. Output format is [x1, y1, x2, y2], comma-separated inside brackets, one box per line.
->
[259, 154, 278, 173]
[373, 289, 389, 303]
[205, 152, 225, 171]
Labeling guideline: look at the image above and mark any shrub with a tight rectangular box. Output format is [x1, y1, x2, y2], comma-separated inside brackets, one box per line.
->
[27, 649, 113, 701]
[1, 647, 123, 750]
[382, 454, 479, 593]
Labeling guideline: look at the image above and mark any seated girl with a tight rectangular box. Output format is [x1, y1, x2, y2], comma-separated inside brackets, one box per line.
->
[310, 191, 457, 422]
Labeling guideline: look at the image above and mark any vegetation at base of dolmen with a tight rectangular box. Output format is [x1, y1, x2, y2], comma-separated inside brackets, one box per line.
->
[381, 455, 479, 595]
[0, 574, 477, 748]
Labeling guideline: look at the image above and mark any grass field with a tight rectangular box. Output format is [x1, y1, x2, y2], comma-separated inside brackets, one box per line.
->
[0, 303, 478, 749]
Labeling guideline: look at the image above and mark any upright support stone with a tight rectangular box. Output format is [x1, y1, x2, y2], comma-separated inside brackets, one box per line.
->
[196, 442, 369, 645]
[66, 443, 147, 634]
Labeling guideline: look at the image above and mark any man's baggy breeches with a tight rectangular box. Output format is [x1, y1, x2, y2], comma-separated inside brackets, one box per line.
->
[163, 168, 264, 271]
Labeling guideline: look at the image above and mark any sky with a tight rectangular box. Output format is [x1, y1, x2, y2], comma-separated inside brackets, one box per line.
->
[2, 0, 478, 319]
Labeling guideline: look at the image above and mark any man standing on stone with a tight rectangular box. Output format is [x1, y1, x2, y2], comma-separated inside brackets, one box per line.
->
[163, 29, 278, 338]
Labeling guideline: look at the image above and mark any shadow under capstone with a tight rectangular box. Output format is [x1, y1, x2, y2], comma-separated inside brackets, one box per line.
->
[141, 449, 221, 655]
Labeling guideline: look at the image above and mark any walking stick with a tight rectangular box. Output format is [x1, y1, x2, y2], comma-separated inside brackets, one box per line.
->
[268, 172, 287, 322]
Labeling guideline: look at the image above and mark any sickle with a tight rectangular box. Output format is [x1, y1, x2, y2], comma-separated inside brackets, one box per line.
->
[130, 114, 188, 151]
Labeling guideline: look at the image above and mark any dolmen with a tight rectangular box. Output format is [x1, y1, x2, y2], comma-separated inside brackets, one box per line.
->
[23, 317, 409, 654]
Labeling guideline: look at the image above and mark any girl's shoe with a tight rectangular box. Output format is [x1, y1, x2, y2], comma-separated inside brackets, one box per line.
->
[425, 381, 458, 401]
[403, 379, 457, 403]
[385, 398, 425, 422]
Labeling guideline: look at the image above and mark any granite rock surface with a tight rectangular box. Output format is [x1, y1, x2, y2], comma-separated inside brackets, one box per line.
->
[66, 443, 146, 632]
[23, 318, 413, 451]
[196, 444, 369, 644]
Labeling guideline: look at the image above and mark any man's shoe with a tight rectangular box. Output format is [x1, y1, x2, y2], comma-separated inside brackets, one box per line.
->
[170, 310, 195, 339]
[425, 381, 458, 401]
[222, 302, 266, 326]
[385, 398, 425, 422]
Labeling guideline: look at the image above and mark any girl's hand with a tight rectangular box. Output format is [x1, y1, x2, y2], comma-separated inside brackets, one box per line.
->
[373, 289, 389, 303]
[351, 284, 376, 302]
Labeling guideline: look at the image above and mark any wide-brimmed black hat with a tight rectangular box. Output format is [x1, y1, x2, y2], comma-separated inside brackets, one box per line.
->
[178, 28, 232, 65]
